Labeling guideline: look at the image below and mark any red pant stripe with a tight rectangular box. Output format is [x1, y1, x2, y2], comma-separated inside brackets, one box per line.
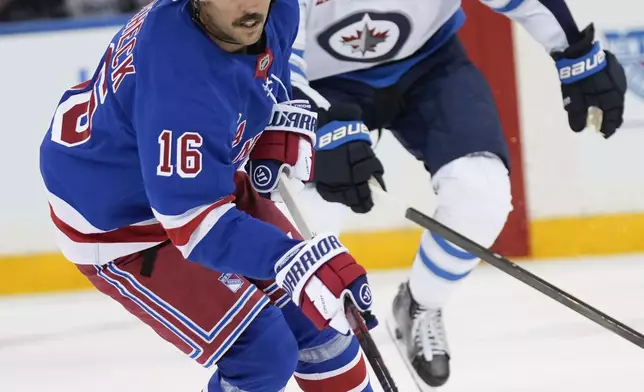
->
[295, 350, 369, 392]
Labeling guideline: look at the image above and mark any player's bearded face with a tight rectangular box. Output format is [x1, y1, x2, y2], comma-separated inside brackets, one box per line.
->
[199, 0, 270, 47]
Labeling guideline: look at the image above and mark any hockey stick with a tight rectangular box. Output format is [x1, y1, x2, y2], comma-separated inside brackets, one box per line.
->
[277, 174, 399, 392]
[368, 184, 644, 350]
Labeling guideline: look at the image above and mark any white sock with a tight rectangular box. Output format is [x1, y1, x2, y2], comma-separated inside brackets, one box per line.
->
[408, 153, 513, 309]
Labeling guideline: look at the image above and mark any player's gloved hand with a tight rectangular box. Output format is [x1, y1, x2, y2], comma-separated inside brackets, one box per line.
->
[248, 100, 318, 201]
[552, 24, 627, 139]
[313, 103, 385, 213]
[274, 232, 378, 334]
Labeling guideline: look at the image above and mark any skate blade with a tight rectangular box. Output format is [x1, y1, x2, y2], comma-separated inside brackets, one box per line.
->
[385, 316, 437, 392]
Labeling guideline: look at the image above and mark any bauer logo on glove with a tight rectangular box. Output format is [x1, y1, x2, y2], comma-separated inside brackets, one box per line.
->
[317, 120, 371, 151]
[551, 24, 627, 138]
[556, 42, 607, 84]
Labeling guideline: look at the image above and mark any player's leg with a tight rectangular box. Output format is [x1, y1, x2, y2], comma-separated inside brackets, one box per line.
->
[205, 305, 298, 391]
[76, 243, 298, 392]
[289, 304, 372, 392]
[282, 301, 372, 392]
[387, 35, 513, 387]
[234, 171, 373, 392]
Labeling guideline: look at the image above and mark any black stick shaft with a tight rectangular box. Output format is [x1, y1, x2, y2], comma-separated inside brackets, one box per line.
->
[405, 207, 644, 349]
[278, 175, 402, 389]
[345, 301, 399, 392]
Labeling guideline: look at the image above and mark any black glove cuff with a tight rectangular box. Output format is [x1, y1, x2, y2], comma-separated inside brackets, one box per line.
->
[552, 23, 596, 60]
[292, 86, 365, 128]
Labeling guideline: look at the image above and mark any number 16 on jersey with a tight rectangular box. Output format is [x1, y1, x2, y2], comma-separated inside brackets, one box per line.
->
[157, 130, 203, 178]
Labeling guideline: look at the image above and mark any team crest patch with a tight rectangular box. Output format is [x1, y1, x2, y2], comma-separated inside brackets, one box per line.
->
[255, 49, 274, 79]
[317, 12, 411, 63]
[218, 273, 245, 293]
[604, 29, 644, 98]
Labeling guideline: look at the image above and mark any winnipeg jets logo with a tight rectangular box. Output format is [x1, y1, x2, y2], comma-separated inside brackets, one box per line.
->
[341, 17, 389, 56]
[318, 12, 410, 63]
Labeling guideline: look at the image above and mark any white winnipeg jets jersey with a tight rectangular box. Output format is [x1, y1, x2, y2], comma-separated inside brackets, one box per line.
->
[296, 0, 461, 81]
[293, 0, 581, 83]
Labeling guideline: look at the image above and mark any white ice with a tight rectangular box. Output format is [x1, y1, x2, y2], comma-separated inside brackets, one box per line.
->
[1, 254, 644, 392]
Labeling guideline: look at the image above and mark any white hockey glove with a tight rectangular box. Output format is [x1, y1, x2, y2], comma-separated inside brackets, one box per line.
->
[274, 233, 377, 334]
[248, 100, 317, 202]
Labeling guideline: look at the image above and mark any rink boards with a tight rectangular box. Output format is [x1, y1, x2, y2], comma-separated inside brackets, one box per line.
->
[1, 1, 644, 294]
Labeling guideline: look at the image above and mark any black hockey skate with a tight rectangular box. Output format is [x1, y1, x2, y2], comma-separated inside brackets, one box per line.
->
[387, 282, 450, 389]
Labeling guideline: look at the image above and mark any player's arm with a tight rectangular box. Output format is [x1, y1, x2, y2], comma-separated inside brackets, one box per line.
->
[251, 0, 383, 212]
[481, 0, 627, 137]
[134, 70, 301, 280]
[279, 0, 385, 214]
[133, 38, 374, 334]
[479, 0, 580, 52]
[288, 0, 331, 109]
[246, 1, 319, 200]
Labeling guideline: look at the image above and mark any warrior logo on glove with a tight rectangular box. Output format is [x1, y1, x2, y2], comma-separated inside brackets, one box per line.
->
[248, 100, 318, 200]
[277, 234, 344, 296]
[359, 283, 373, 306]
[252, 164, 273, 188]
[266, 104, 318, 133]
[274, 232, 375, 334]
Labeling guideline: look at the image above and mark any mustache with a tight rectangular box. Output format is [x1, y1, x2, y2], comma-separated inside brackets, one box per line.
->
[232, 13, 265, 27]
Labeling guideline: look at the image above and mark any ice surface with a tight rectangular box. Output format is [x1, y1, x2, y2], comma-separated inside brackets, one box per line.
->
[1, 254, 644, 391]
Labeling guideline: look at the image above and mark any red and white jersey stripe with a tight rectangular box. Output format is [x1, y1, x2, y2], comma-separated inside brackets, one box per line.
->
[47, 189, 234, 265]
[152, 196, 235, 259]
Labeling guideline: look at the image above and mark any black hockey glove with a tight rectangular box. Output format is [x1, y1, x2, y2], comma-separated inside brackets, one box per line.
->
[313, 103, 385, 214]
[552, 24, 627, 139]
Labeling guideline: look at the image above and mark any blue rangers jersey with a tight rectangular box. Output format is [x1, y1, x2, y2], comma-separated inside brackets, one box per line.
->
[39, 0, 304, 279]
[290, 0, 585, 95]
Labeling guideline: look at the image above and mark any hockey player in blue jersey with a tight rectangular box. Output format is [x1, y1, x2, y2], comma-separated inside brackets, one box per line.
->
[252, 0, 628, 388]
[39, 0, 376, 391]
